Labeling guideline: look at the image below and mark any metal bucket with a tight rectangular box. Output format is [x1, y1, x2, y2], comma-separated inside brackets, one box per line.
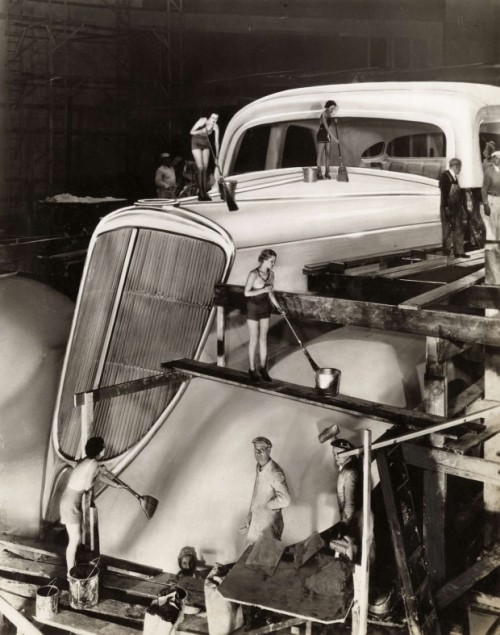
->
[36, 584, 59, 619]
[68, 563, 99, 609]
[315, 368, 341, 396]
[302, 167, 317, 183]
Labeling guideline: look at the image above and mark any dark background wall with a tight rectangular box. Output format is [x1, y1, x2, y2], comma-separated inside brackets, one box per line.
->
[4, 0, 500, 230]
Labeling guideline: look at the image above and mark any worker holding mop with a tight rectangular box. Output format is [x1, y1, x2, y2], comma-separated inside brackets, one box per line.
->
[59, 436, 120, 574]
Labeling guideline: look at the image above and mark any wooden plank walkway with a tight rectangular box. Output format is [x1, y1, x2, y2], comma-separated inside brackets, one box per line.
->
[0, 535, 208, 634]
[162, 359, 496, 434]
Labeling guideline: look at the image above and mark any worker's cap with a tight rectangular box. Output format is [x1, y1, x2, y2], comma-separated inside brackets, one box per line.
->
[160, 152, 170, 158]
[252, 436, 272, 448]
[491, 151, 500, 158]
[330, 438, 355, 451]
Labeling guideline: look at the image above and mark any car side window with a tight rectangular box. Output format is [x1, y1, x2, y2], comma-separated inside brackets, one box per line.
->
[231, 125, 272, 175]
[281, 125, 317, 168]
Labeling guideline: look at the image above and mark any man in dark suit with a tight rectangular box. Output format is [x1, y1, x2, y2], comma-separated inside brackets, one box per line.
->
[438, 158, 470, 258]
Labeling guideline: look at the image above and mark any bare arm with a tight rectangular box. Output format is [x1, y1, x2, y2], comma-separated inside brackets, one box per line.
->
[98, 466, 125, 489]
[214, 124, 220, 156]
[482, 171, 492, 214]
[190, 117, 207, 136]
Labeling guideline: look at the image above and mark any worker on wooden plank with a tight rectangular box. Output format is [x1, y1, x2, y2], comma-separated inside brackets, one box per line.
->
[59, 436, 119, 574]
[482, 150, 500, 284]
[190, 113, 220, 201]
[329, 438, 375, 565]
[244, 249, 279, 382]
[438, 157, 470, 259]
[155, 152, 177, 199]
[239, 437, 291, 545]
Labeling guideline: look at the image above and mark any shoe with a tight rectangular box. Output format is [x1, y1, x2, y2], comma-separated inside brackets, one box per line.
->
[455, 253, 471, 258]
[325, 172, 332, 180]
[260, 368, 272, 382]
[248, 369, 260, 382]
[317, 170, 324, 180]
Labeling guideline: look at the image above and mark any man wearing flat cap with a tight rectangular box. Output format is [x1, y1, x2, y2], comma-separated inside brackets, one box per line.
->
[240, 437, 291, 544]
[155, 152, 176, 199]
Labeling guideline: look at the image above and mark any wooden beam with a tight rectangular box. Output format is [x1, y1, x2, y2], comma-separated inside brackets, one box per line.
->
[81, 391, 94, 457]
[0, 593, 44, 635]
[435, 549, 500, 610]
[214, 285, 500, 346]
[161, 359, 456, 430]
[399, 268, 485, 310]
[484, 250, 500, 548]
[423, 337, 448, 415]
[74, 371, 186, 407]
[376, 256, 449, 278]
[306, 272, 444, 305]
[454, 284, 500, 310]
[35, 608, 139, 634]
[448, 378, 484, 417]
[445, 413, 500, 454]
[402, 443, 500, 485]
[468, 591, 500, 612]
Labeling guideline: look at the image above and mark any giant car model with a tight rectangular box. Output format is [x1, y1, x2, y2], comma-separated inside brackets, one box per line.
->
[37, 82, 500, 569]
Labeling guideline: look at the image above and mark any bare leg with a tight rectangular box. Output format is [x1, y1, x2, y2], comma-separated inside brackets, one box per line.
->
[65, 522, 82, 574]
[259, 318, 270, 369]
[201, 149, 211, 200]
[324, 142, 331, 177]
[192, 148, 205, 199]
[316, 143, 325, 172]
[247, 319, 259, 371]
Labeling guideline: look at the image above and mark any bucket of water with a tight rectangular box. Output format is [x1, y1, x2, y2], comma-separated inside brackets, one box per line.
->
[36, 584, 59, 619]
[302, 167, 317, 183]
[315, 368, 341, 396]
[68, 563, 99, 609]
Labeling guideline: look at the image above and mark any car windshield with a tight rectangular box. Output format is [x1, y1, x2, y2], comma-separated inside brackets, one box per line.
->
[229, 117, 446, 179]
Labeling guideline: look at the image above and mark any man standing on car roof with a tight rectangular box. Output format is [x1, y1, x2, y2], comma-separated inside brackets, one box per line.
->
[439, 158, 470, 259]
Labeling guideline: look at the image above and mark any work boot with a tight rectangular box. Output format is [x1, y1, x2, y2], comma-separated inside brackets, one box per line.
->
[325, 171, 332, 180]
[317, 168, 324, 180]
[259, 367, 272, 382]
[248, 369, 260, 382]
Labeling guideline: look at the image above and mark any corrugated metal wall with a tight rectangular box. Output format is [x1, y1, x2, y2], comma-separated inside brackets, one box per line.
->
[57, 227, 226, 459]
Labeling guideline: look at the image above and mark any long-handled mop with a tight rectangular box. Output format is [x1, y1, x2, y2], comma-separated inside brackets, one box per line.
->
[269, 291, 341, 395]
[205, 132, 239, 212]
[103, 468, 158, 519]
[333, 119, 349, 182]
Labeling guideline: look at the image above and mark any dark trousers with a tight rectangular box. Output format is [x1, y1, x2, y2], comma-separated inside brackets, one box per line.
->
[441, 204, 466, 255]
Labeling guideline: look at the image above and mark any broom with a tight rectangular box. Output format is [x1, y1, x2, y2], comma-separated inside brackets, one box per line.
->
[205, 132, 239, 212]
[103, 468, 158, 520]
[333, 119, 349, 182]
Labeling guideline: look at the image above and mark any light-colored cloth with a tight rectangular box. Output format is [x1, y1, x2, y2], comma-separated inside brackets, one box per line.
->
[155, 165, 176, 198]
[247, 459, 290, 544]
[60, 487, 84, 525]
[482, 165, 500, 200]
[485, 195, 500, 244]
[337, 458, 360, 526]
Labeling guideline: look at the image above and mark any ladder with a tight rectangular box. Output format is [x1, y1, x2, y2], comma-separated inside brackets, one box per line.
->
[376, 442, 441, 635]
